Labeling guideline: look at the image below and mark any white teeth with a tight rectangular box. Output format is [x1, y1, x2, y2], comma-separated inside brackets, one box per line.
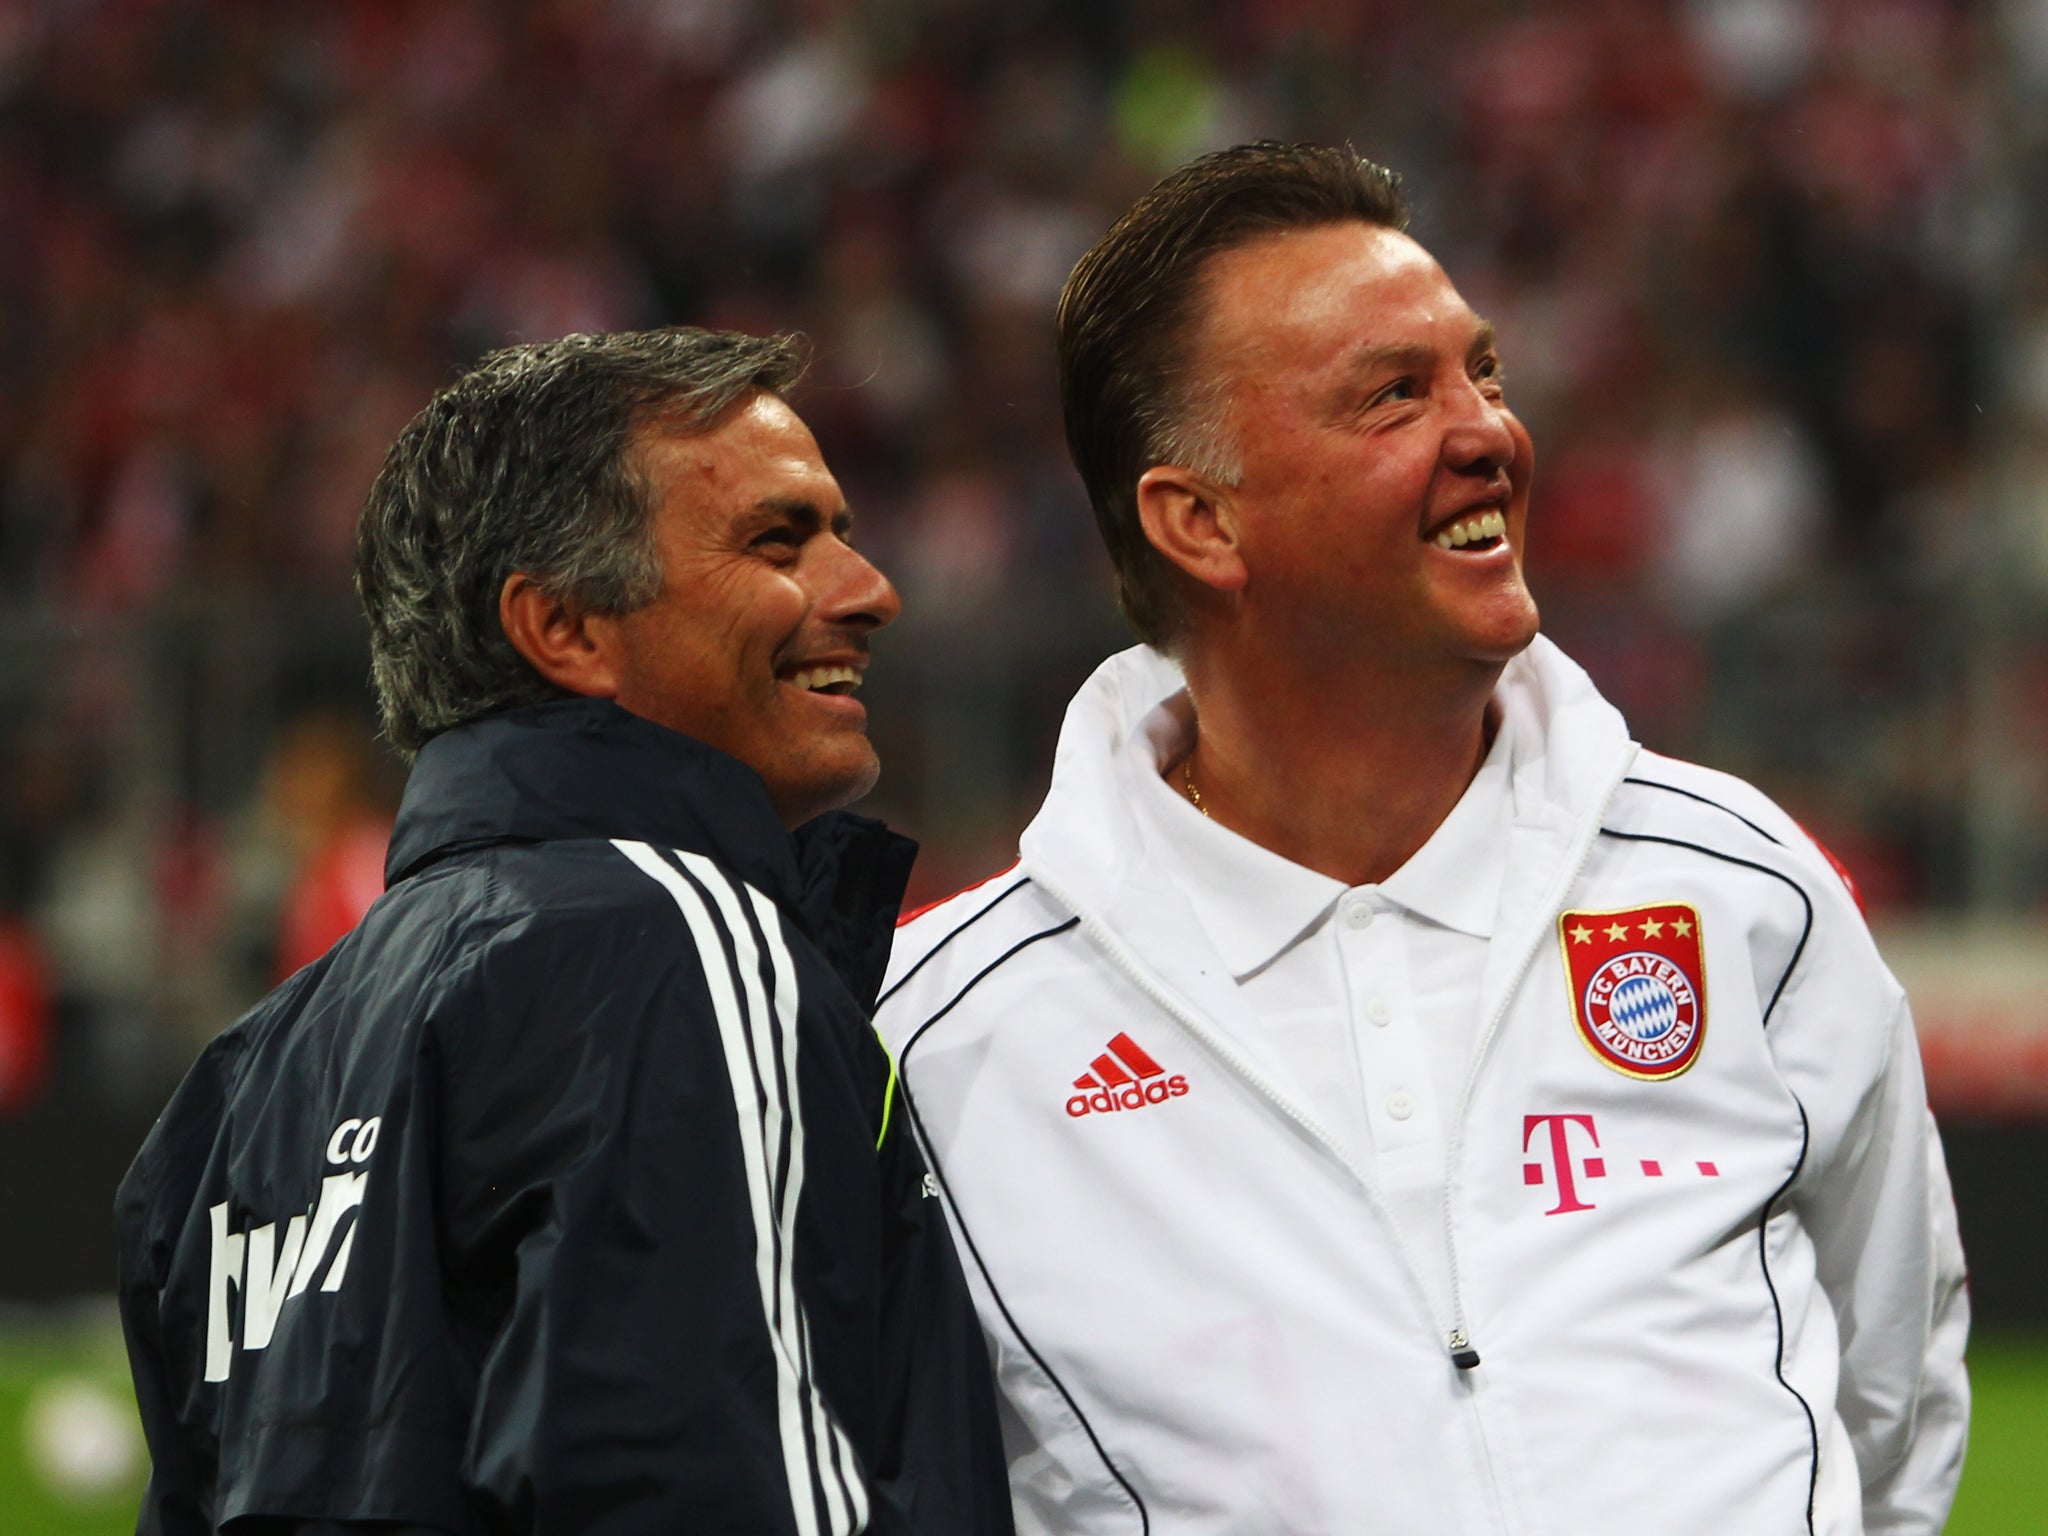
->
[791, 665, 861, 693]
[1433, 509, 1508, 550]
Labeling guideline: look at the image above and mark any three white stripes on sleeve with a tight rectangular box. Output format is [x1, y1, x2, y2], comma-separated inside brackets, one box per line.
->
[613, 839, 872, 1536]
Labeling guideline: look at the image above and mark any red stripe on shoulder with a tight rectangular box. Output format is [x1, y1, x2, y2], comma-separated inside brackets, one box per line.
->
[896, 859, 1022, 927]
[1793, 821, 1866, 915]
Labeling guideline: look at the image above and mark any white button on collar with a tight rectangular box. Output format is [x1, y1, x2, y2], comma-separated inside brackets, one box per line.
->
[1385, 1091, 1415, 1121]
[1367, 999, 1393, 1026]
[1344, 900, 1375, 930]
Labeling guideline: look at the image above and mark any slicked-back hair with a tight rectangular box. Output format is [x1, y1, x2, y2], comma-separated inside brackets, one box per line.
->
[1057, 142, 1408, 649]
[356, 326, 810, 757]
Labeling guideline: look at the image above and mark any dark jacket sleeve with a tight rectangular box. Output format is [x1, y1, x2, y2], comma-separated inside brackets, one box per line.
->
[868, 1090, 1016, 1536]
[118, 1041, 237, 1536]
[122, 1158, 211, 1536]
[437, 889, 882, 1535]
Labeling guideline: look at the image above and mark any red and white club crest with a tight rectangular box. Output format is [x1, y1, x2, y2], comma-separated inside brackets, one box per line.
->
[1558, 903, 1707, 1081]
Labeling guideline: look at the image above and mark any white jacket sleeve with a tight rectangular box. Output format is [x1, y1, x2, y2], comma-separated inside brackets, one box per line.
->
[1798, 993, 1970, 1536]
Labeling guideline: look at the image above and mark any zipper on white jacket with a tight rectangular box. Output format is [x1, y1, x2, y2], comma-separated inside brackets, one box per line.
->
[1429, 747, 1638, 1536]
[1437, 745, 1639, 1371]
[1030, 866, 1562, 1536]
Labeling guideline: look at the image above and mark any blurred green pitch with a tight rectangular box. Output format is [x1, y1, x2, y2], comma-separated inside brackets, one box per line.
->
[0, 1317, 2039, 1533]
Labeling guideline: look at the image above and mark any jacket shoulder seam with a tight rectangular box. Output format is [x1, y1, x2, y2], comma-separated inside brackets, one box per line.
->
[897, 913, 1079, 1059]
[1619, 774, 1786, 850]
[879, 875, 1035, 1008]
[1595, 828, 1816, 1027]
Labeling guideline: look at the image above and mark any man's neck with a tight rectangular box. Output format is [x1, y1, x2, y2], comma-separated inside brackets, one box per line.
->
[1175, 647, 1504, 889]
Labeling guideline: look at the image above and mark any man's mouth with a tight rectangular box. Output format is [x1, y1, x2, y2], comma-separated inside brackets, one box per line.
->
[787, 664, 863, 696]
[1431, 509, 1508, 551]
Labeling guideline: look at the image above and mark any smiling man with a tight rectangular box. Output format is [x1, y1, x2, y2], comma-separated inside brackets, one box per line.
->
[116, 329, 1013, 1536]
[880, 144, 1969, 1534]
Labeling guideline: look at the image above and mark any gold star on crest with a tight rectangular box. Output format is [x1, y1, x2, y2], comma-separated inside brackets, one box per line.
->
[1672, 916, 1693, 937]
[1640, 917, 1665, 938]
[1604, 922, 1630, 942]
[1568, 924, 1593, 944]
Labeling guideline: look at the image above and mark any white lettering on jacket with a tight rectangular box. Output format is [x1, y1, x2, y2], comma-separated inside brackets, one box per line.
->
[203, 1116, 378, 1383]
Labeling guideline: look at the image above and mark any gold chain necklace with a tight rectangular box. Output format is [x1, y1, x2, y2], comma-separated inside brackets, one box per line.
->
[1179, 754, 1209, 818]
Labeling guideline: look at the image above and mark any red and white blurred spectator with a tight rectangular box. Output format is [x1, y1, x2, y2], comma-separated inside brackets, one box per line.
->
[261, 711, 395, 980]
[0, 917, 50, 1114]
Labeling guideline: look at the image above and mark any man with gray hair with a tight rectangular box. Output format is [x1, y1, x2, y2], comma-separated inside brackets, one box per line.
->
[116, 327, 1014, 1536]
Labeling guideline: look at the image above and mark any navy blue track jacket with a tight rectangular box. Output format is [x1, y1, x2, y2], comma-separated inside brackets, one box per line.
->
[116, 700, 1014, 1536]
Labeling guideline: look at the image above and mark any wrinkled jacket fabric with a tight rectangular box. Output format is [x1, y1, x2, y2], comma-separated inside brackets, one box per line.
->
[119, 699, 1013, 1536]
[880, 640, 1968, 1536]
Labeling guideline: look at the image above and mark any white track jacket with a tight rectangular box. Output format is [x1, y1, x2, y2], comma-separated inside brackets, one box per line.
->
[878, 639, 1968, 1536]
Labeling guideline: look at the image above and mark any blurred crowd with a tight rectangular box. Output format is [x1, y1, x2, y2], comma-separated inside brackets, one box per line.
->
[1, 0, 2046, 1110]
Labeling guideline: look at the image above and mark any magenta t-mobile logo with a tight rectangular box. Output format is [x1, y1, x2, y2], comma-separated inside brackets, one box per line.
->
[1523, 1113, 1603, 1214]
[1522, 1112, 1723, 1216]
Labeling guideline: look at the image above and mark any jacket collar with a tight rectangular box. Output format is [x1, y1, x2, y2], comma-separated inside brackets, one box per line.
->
[1014, 639, 1639, 1160]
[1020, 637, 1637, 941]
[385, 699, 915, 1006]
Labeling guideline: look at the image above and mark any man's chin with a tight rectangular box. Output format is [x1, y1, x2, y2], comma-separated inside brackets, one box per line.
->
[1470, 624, 1540, 666]
[767, 748, 883, 830]
[1459, 595, 1541, 665]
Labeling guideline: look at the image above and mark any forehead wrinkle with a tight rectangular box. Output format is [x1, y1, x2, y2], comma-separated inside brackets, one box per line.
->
[1197, 226, 1493, 419]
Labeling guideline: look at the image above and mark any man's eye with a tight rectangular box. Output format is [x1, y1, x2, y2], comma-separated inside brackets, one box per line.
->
[1476, 356, 1507, 391]
[1371, 378, 1418, 407]
[751, 528, 801, 558]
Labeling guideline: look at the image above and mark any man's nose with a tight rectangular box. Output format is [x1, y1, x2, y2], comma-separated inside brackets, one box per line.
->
[1444, 383, 1519, 476]
[816, 537, 902, 631]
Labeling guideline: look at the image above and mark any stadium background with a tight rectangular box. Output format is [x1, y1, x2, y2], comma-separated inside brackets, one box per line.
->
[0, 0, 2043, 1528]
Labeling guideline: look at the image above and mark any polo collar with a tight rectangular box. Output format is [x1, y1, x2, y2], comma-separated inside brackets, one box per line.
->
[1128, 692, 1514, 981]
[1380, 709, 1513, 940]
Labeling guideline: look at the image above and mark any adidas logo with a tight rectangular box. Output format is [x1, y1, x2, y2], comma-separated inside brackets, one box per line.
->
[1065, 1032, 1190, 1118]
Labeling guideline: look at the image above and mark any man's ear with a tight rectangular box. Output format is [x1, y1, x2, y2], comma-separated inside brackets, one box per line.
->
[498, 573, 622, 699]
[1135, 465, 1248, 594]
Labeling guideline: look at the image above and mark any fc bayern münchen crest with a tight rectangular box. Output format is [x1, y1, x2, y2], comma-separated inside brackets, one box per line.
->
[1558, 903, 1707, 1081]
